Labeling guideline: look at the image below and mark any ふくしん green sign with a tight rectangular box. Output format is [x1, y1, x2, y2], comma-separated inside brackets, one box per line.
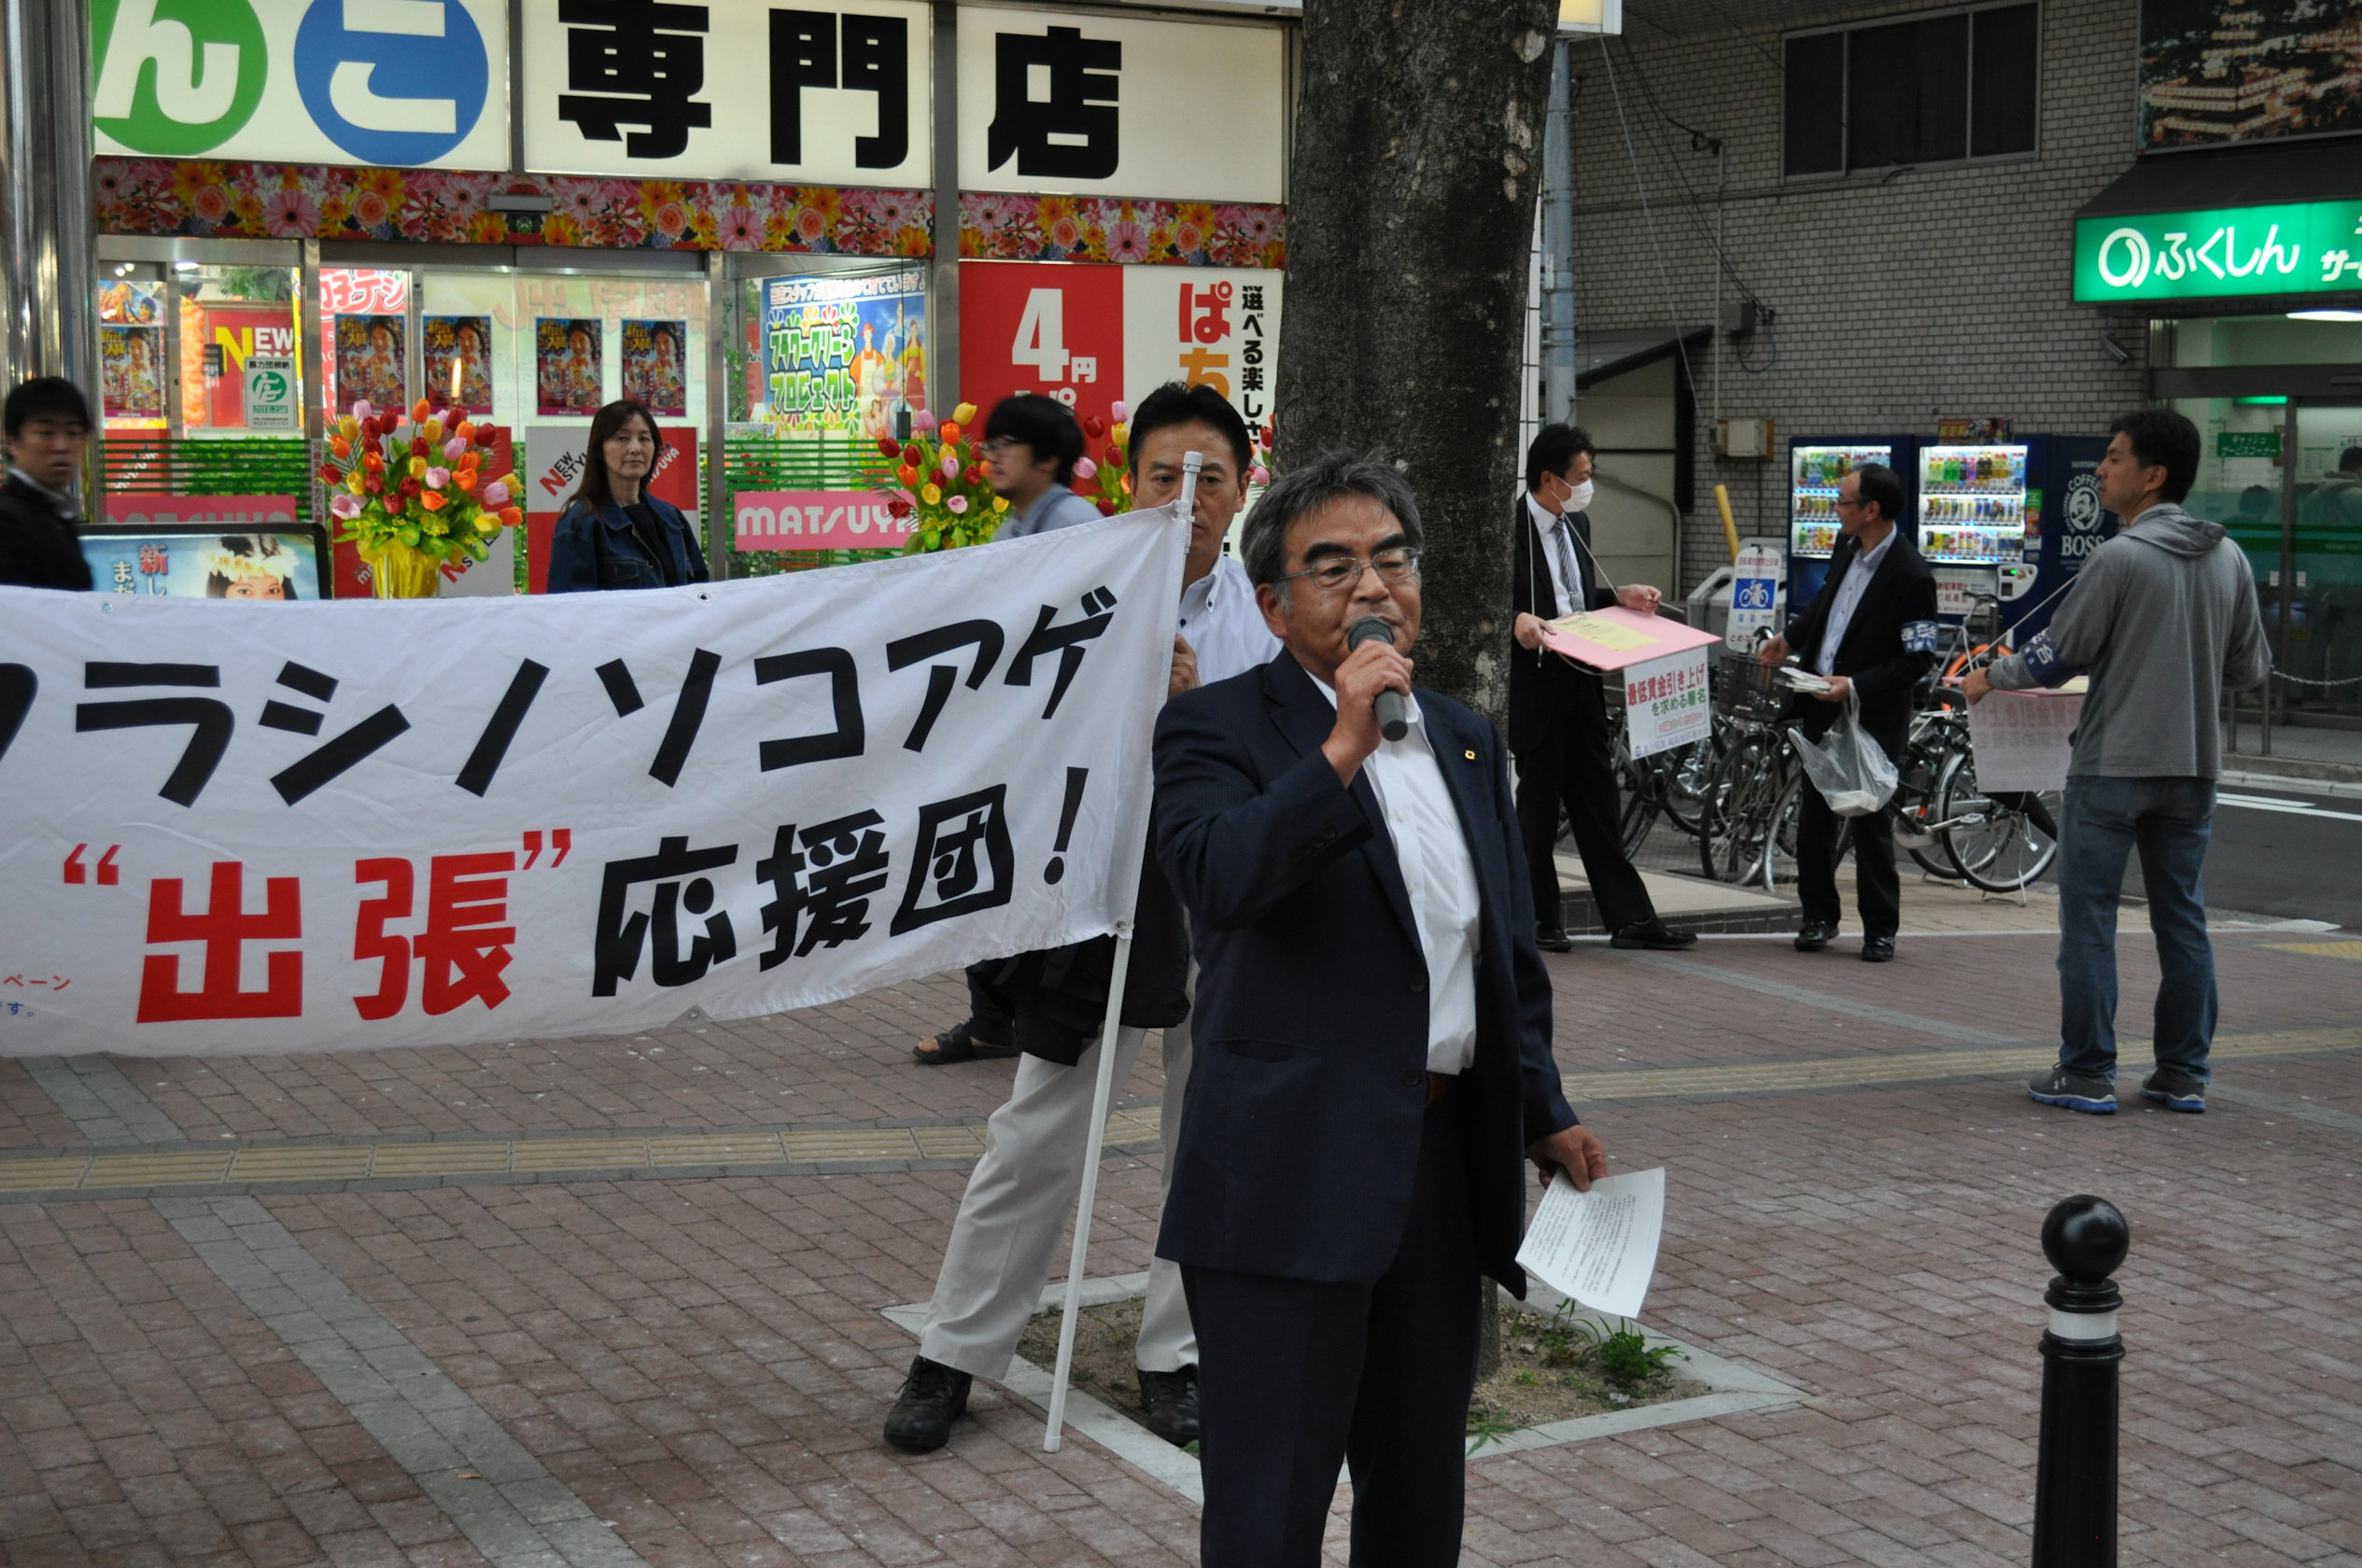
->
[2074, 199, 2362, 303]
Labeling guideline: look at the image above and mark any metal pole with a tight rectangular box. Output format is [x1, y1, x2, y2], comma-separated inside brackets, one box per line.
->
[704, 249, 730, 579]
[930, 1, 958, 413]
[2270, 406, 2296, 754]
[3, 0, 98, 400]
[2031, 1194, 2129, 1568]
[1540, 41, 1575, 427]
[1041, 927, 1135, 1454]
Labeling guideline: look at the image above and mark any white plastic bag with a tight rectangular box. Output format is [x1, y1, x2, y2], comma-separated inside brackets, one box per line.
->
[1792, 693, 1898, 817]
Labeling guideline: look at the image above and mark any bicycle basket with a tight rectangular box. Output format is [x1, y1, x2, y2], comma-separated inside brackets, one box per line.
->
[1713, 652, 1786, 721]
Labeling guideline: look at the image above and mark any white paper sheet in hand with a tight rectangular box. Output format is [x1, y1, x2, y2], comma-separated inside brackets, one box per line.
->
[1514, 1167, 1666, 1319]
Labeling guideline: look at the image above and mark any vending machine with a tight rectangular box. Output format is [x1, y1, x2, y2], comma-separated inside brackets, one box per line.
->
[1915, 437, 2120, 636]
[1916, 441, 2030, 624]
[2011, 434, 2119, 640]
[1785, 436, 1915, 609]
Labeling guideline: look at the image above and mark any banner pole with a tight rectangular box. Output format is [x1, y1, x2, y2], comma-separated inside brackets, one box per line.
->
[1042, 923, 1135, 1454]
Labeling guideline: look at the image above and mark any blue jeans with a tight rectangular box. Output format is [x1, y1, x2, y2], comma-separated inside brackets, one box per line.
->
[2056, 776, 2218, 1081]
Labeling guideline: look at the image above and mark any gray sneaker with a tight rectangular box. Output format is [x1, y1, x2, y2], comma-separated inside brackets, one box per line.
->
[2028, 1066, 2116, 1114]
[2139, 1068, 2206, 1113]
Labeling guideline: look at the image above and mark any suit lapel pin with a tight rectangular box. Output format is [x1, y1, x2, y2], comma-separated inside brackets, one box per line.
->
[1464, 749, 1477, 761]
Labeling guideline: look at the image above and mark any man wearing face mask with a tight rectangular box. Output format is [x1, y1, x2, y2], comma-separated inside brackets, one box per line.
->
[1510, 425, 1695, 954]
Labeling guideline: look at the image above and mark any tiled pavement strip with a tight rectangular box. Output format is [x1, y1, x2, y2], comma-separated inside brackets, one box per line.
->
[2, 913, 2360, 1565]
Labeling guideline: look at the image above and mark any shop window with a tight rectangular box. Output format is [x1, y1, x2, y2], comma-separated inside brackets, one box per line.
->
[1784, 2, 2039, 178]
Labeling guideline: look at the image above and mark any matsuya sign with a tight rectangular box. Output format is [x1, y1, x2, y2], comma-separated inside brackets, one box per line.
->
[2074, 199, 2362, 304]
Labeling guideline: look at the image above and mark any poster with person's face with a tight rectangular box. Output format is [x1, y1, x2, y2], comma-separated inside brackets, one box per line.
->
[335, 315, 406, 412]
[82, 529, 324, 600]
[622, 319, 689, 417]
[100, 326, 165, 420]
[423, 315, 494, 414]
[537, 317, 604, 415]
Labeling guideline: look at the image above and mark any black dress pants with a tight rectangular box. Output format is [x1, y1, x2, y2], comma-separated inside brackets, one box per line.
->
[1795, 718, 1904, 940]
[1182, 1092, 1481, 1568]
[963, 960, 1016, 1042]
[1512, 676, 1655, 934]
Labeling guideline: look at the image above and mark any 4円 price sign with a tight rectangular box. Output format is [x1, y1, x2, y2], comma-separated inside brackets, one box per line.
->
[0, 511, 1186, 1056]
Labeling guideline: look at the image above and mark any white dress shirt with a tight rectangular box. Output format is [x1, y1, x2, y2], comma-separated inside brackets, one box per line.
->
[1178, 553, 1282, 686]
[1311, 675, 1481, 1074]
[1815, 527, 1896, 676]
[1525, 494, 1581, 618]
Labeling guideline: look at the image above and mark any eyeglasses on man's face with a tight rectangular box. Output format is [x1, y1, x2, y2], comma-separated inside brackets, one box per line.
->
[1276, 546, 1422, 595]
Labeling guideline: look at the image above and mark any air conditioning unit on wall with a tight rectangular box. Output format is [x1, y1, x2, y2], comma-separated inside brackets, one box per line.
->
[1713, 418, 1774, 459]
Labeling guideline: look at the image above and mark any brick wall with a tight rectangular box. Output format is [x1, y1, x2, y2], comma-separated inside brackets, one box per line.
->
[1563, 0, 2149, 591]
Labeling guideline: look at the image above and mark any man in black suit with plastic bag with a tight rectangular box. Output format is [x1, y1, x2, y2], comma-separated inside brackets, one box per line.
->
[1756, 463, 1938, 961]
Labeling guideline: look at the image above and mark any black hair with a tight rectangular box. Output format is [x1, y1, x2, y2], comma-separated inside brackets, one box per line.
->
[571, 399, 666, 511]
[204, 535, 301, 599]
[1855, 463, 1906, 525]
[1524, 424, 1596, 493]
[2108, 409, 2201, 504]
[6, 376, 91, 439]
[1240, 449, 1423, 587]
[983, 393, 1085, 485]
[1125, 381, 1253, 477]
[2340, 445, 2362, 474]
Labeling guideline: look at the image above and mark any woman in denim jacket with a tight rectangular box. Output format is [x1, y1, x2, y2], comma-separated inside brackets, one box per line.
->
[545, 399, 709, 591]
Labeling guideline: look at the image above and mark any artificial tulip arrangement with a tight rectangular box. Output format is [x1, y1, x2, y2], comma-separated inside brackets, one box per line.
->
[320, 399, 523, 597]
[878, 401, 1009, 554]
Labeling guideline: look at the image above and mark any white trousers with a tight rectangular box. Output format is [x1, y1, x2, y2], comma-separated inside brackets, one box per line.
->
[919, 1011, 1198, 1379]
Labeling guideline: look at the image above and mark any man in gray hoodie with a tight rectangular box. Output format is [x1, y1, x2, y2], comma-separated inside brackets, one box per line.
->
[1965, 409, 2267, 1115]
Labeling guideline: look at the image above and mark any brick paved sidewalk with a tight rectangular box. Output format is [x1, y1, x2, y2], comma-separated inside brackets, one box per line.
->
[1, 922, 2357, 1567]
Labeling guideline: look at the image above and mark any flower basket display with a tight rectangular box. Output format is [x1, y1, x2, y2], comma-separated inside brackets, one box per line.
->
[876, 402, 1006, 553]
[319, 398, 521, 598]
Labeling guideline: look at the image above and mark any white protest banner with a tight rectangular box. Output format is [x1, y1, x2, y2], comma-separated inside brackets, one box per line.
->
[0, 510, 1186, 1057]
[1966, 690, 2082, 791]
[1623, 646, 1712, 760]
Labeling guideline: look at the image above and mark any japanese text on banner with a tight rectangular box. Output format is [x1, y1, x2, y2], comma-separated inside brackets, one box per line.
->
[0, 511, 1187, 1057]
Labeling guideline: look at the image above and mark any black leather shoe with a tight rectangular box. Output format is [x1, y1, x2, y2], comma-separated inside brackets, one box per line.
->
[1535, 925, 1574, 954]
[883, 1355, 971, 1452]
[1137, 1366, 1201, 1447]
[1610, 919, 1697, 951]
[1793, 923, 1835, 952]
[1860, 935, 1896, 963]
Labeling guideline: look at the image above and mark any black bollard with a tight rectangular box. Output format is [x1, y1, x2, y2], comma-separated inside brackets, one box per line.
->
[2031, 1195, 2130, 1568]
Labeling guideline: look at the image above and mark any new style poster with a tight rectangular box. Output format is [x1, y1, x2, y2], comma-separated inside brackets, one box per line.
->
[335, 315, 406, 412]
[537, 318, 604, 415]
[82, 531, 324, 601]
[100, 326, 165, 420]
[758, 269, 927, 440]
[423, 315, 494, 414]
[621, 319, 689, 417]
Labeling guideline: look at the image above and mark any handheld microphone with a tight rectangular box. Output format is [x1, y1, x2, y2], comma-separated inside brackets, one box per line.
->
[1347, 617, 1411, 742]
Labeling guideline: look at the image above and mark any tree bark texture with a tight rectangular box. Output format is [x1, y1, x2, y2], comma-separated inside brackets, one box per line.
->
[1276, 0, 1556, 725]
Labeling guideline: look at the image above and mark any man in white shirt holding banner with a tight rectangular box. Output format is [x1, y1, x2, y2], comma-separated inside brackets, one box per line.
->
[884, 384, 1279, 1454]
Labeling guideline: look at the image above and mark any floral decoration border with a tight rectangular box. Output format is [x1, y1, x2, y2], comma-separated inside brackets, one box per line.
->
[95, 161, 1288, 268]
[95, 160, 933, 256]
[958, 194, 1284, 268]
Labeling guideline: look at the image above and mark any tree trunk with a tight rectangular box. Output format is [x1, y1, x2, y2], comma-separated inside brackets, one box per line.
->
[1276, 0, 1556, 724]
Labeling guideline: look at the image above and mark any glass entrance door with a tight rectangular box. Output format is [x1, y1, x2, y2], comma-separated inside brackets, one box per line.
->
[2286, 403, 2362, 717]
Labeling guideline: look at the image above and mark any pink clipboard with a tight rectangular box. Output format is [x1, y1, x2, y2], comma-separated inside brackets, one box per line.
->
[1539, 606, 1722, 674]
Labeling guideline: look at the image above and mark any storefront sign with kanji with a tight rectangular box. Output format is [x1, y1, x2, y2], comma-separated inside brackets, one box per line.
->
[0, 510, 1185, 1056]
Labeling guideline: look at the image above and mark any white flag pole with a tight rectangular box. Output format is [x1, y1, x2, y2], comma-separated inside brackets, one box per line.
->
[1042, 454, 1201, 1455]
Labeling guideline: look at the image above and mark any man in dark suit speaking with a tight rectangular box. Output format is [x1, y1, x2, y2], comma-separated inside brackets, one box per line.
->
[1152, 451, 1608, 1566]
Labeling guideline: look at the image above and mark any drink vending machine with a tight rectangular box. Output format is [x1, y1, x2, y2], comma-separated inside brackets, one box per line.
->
[1784, 434, 2118, 641]
[1785, 437, 1915, 609]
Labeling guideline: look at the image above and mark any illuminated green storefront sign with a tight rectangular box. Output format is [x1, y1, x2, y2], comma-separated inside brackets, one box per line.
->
[2073, 199, 2362, 303]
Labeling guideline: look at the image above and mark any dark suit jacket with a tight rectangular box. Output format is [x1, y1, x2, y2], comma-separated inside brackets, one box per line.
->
[0, 476, 92, 591]
[1781, 527, 1940, 746]
[1509, 498, 1613, 755]
[1151, 651, 1580, 1290]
